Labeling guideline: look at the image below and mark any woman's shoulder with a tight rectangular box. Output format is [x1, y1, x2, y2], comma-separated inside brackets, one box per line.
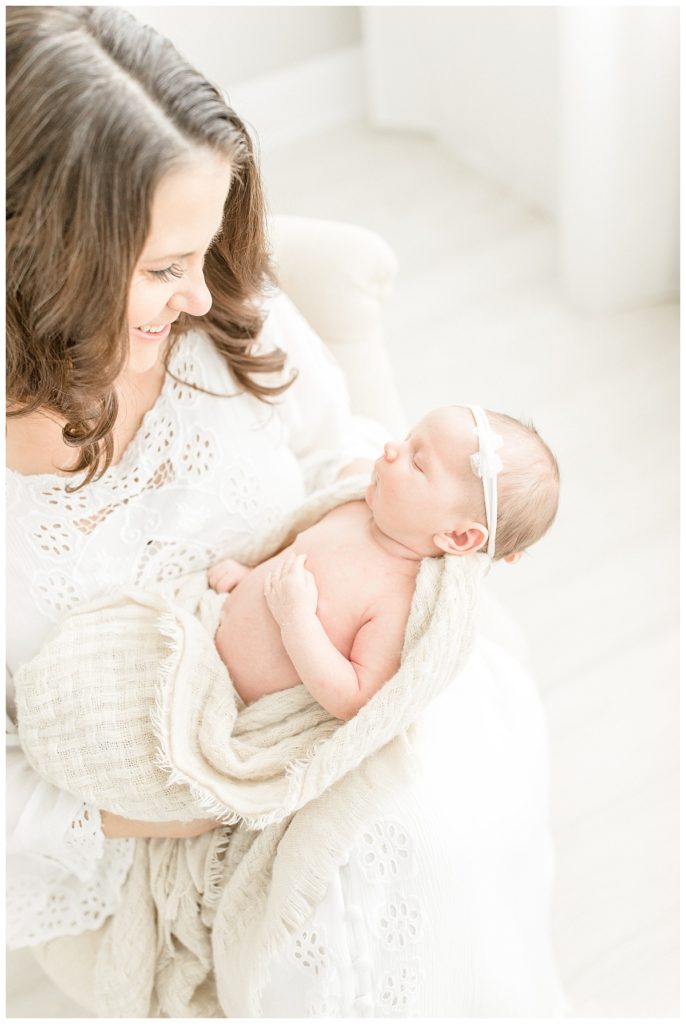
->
[254, 287, 331, 371]
[6, 408, 77, 477]
[256, 288, 309, 345]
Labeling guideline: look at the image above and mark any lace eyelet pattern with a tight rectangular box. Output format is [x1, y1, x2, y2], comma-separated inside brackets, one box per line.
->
[377, 893, 423, 951]
[7, 333, 301, 636]
[356, 820, 415, 884]
[34, 571, 85, 619]
[377, 960, 422, 1016]
[278, 818, 425, 1016]
[293, 927, 332, 976]
[306, 994, 341, 1017]
[7, 834, 135, 949]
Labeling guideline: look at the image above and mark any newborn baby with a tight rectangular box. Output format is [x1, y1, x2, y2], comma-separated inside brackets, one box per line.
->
[210, 405, 559, 720]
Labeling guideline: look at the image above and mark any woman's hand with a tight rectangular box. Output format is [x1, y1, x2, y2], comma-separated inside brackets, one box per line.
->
[208, 556, 251, 593]
[263, 553, 318, 629]
[100, 810, 223, 840]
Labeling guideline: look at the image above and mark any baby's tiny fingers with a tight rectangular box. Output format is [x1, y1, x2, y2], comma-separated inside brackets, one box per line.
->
[279, 554, 298, 577]
[210, 569, 228, 592]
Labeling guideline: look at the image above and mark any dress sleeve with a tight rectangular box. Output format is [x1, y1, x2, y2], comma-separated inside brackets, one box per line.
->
[263, 291, 389, 492]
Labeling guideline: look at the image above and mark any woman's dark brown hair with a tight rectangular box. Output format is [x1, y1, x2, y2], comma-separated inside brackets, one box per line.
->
[7, 5, 290, 487]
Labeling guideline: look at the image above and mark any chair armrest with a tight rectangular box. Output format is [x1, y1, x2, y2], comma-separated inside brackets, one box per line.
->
[269, 214, 408, 437]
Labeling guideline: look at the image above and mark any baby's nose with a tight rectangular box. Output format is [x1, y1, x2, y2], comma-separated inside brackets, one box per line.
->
[383, 442, 399, 461]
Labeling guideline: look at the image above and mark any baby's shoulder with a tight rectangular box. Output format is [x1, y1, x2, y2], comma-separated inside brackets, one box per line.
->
[322, 499, 368, 522]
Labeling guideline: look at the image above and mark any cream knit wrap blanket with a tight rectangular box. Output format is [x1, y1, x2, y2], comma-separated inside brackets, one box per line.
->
[15, 477, 487, 1017]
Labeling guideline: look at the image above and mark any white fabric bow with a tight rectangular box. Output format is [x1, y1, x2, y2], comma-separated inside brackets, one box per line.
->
[469, 431, 504, 479]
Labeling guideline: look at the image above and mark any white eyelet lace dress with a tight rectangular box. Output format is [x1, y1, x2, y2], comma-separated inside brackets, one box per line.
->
[6, 291, 566, 1015]
[6, 292, 382, 946]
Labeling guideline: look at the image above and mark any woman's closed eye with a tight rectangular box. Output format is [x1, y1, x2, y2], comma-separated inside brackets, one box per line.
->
[150, 263, 184, 283]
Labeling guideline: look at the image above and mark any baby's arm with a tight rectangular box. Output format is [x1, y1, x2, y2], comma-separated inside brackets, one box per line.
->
[264, 554, 403, 721]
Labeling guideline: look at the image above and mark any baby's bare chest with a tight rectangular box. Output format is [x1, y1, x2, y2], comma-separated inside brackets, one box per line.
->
[217, 502, 416, 703]
[291, 503, 399, 647]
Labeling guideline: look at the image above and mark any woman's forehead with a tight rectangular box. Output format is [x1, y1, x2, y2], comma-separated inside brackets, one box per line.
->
[141, 155, 232, 260]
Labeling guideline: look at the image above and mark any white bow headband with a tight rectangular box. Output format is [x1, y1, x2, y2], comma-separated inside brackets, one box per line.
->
[468, 405, 503, 559]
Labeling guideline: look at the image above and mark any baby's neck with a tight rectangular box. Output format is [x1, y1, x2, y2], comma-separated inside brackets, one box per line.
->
[365, 514, 429, 566]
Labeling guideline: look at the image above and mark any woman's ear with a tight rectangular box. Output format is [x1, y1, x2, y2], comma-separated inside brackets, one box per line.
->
[503, 551, 523, 564]
[433, 523, 488, 557]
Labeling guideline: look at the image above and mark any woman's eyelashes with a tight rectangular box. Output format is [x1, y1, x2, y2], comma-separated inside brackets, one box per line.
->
[150, 263, 184, 283]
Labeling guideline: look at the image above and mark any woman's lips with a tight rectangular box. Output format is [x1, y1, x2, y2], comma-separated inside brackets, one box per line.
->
[131, 322, 172, 342]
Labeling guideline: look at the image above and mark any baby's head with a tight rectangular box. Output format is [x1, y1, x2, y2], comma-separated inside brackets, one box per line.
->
[366, 405, 559, 561]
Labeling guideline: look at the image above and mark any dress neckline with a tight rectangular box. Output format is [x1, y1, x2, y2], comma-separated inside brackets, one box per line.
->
[6, 334, 194, 486]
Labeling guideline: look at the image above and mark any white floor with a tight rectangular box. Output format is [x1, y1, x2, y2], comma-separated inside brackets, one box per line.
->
[7, 122, 679, 1017]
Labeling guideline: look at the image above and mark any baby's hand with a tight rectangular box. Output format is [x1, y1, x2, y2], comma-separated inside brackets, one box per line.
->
[264, 553, 318, 629]
[208, 556, 251, 593]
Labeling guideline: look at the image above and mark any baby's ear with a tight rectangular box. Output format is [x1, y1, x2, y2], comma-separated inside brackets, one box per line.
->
[503, 551, 523, 564]
[434, 524, 488, 557]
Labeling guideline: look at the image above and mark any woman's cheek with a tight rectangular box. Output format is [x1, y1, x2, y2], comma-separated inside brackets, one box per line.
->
[128, 276, 164, 327]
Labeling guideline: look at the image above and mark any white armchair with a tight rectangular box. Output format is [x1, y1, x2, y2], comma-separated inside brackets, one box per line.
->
[270, 214, 408, 439]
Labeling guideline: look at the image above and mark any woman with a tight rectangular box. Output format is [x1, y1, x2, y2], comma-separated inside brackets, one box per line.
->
[7, 6, 565, 1016]
[7, 0, 375, 938]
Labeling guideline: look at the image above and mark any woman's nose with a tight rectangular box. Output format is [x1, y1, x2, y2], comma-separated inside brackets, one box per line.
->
[383, 442, 399, 461]
[168, 269, 212, 318]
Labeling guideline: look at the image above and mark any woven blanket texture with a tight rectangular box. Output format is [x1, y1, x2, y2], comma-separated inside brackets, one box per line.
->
[15, 476, 487, 1016]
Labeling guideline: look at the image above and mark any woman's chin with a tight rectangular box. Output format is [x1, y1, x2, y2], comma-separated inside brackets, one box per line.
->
[127, 336, 166, 374]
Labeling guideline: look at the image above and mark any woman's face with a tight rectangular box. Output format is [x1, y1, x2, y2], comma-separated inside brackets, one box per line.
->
[126, 151, 233, 374]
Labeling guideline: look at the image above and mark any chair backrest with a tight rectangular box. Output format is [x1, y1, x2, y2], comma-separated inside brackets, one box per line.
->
[270, 215, 408, 438]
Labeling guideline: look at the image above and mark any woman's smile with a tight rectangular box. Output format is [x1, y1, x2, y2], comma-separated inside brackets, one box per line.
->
[130, 321, 173, 343]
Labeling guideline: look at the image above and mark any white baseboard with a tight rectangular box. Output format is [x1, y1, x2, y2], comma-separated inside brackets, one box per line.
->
[227, 44, 365, 152]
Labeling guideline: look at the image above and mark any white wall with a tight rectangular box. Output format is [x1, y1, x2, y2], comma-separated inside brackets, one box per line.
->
[363, 6, 679, 312]
[126, 6, 361, 87]
[363, 7, 559, 214]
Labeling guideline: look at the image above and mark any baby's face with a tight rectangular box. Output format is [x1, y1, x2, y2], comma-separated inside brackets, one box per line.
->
[365, 406, 484, 556]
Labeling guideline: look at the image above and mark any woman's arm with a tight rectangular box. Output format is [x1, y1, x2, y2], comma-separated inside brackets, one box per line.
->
[100, 811, 222, 839]
[6, 721, 107, 875]
[264, 292, 388, 491]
